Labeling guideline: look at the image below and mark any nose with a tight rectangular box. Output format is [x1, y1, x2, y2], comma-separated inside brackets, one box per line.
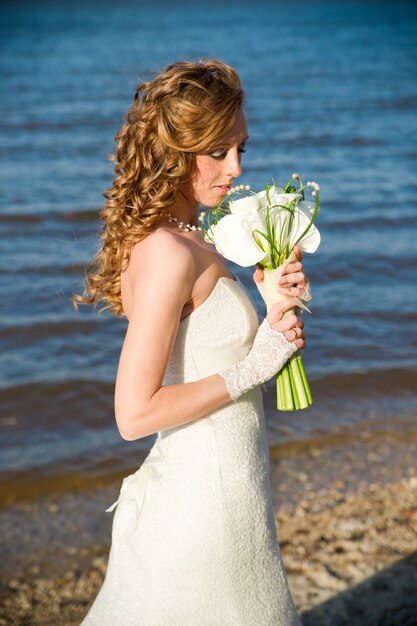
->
[226, 148, 243, 179]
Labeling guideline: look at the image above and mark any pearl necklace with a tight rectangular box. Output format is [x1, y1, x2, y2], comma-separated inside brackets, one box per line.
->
[166, 213, 199, 232]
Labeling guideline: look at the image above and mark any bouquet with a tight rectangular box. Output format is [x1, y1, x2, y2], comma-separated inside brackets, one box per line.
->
[200, 174, 321, 411]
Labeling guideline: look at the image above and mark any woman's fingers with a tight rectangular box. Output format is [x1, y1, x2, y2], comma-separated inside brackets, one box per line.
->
[281, 259, 307, 284]
[294, 245, 303, 261]
[254, 251, 307, 296]
[280, 257, 308, 297]
[254, 252, 308, 320]
[283, 325, 305, 350]
[282, 260, 302, 276]
[267, 299, 300, 323]
[277, 284, 307, 298]
[273, 313, 299, 332]
[291, 337, 305, 350]
[280, 269, 305, 286]
[253, 267, 264, 284]
[267, 301, 305, 349]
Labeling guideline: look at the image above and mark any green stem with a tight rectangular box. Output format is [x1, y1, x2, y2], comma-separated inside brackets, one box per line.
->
[289, 365, 301, 410]
[276, 354, 314, 411]
[289, 356, 308, 409]
[277, 371, 284, 409]
[296, 355, 313, 405]
[281, 364, 294, 411]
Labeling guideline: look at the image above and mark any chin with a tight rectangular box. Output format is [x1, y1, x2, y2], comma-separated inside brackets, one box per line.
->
[200, 191, 226, 208]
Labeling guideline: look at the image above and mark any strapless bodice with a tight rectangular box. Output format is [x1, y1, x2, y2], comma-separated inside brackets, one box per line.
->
[163, 275, 260, 384]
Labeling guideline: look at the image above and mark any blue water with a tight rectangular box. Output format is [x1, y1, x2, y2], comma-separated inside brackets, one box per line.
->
[1, 0, 417, 496]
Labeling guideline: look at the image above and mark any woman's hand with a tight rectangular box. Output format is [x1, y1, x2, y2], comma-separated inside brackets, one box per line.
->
[265, 299, 305, 351]
[252, 245, 308, 350]
[253, 245, 310, 300]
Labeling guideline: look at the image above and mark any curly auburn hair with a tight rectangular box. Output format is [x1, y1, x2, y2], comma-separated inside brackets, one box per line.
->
[72, 59, 244, 317]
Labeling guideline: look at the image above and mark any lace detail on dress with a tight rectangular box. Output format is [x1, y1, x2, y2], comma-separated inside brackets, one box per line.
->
[219, 318, 297, 401]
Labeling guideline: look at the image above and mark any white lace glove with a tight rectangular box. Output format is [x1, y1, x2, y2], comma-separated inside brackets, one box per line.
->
[219, 318, 297, 401]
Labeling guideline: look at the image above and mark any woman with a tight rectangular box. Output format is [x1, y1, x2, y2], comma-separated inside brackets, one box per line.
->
[75, 59, 308, 625]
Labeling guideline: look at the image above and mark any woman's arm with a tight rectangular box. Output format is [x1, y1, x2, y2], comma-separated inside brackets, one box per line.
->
[115, 231, 304, 441]
[114, 231, 233, 440]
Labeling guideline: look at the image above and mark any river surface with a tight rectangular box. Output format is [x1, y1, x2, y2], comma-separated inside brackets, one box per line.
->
[1, 0, 417, 505]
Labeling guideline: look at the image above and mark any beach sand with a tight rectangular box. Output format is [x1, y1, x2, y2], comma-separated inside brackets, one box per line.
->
[1, 432, 416, 626]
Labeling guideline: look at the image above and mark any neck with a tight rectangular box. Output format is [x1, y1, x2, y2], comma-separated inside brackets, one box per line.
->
[169, 189, 199, 227]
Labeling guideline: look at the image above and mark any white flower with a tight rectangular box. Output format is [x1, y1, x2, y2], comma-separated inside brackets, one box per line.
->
[289, 204, 321, 253]
[229, 193, 260, 215]
[209, 214, 269, 266]
[209, 188, 320, 267]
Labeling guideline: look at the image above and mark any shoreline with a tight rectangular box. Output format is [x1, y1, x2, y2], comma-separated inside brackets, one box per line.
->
[2, 417, 417, 511]
[1, 434, 416, 625]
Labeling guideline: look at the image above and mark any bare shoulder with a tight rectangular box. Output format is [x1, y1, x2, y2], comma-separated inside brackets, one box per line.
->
[122, 228, 196, 318]
[128, 227, 195, 277]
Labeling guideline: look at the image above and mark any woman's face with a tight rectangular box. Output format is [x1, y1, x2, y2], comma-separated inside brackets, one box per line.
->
[182, 108, 249, 208]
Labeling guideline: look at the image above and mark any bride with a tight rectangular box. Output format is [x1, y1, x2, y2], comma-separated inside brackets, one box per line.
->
[75, 59, 308, 625]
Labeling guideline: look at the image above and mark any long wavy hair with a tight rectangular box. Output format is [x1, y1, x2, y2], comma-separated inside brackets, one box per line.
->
[72, 59, 244, 317]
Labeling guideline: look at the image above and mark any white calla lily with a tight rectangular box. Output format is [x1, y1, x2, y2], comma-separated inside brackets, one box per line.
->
[229, 194, 260, 215]
[267, 191, 302, 210]
[210, 191, 320, 266]
[288, 207, 321, 253]
[210, 214, 268, 266]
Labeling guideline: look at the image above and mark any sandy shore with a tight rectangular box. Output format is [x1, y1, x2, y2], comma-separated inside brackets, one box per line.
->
[1, 433, 417, 625]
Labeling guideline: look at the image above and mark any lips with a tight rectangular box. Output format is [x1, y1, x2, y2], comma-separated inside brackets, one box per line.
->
[214, 183, 232, 193]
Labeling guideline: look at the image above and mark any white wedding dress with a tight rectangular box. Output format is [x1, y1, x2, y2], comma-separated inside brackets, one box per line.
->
[81, 276, 301, 626]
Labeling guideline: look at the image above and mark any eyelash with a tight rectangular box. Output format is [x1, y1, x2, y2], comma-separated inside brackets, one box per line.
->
[210, 148, 246, 160]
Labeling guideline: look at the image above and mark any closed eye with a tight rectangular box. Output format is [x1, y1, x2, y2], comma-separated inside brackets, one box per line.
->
[209, 150, 227, 160]
[209, 146, 247, 160]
